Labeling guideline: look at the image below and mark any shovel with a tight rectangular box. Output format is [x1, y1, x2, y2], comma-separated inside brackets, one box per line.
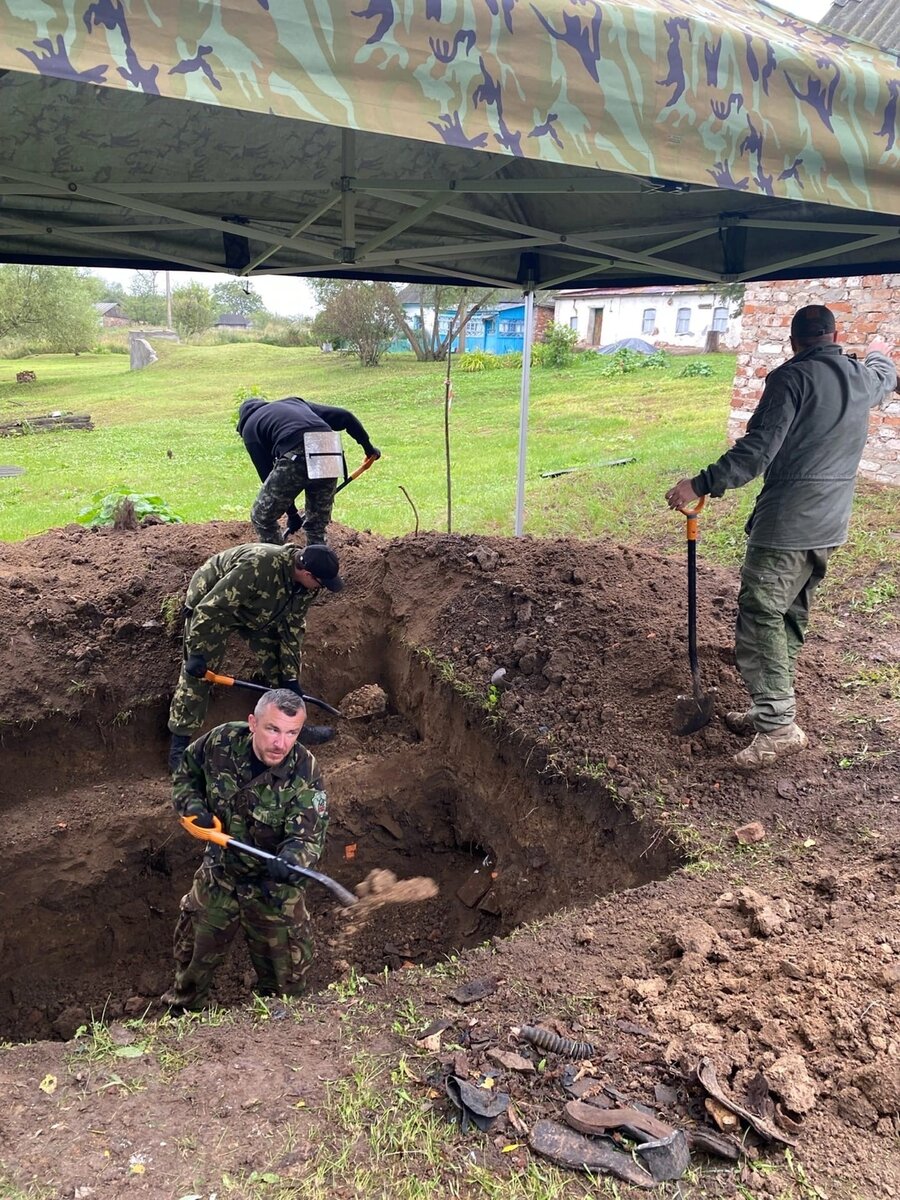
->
[673, 497, 714, 736]
[180, 813, 358, 907]
[201, 670, 342, 718]
[334, 452, 378, 496]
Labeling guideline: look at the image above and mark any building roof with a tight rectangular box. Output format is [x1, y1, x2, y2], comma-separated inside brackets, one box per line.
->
[822, 0, 899, 52]
[215, 311, 251, 326]
[93, 301, 122, 314]
[558, 285, 722, 300]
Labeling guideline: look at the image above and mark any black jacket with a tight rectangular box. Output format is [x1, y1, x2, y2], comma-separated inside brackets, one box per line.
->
[237, 396, 375, 482]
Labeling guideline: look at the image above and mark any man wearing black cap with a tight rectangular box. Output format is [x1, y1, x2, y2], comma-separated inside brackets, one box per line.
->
[167, 543, 343, 772]
[666, 305, 897, 770]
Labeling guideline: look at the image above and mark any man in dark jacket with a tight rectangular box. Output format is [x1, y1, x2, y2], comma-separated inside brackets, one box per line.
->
[237, 396, 380, 545]
[666, 305, 897, 771]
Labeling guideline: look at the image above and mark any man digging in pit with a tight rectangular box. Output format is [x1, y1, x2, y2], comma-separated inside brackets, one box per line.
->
[666, 305, 897, 770]
[167, 543, 343, 772]
[161, 689, 327, 1012]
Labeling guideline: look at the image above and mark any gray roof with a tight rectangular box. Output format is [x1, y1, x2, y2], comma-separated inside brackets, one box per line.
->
[94, 301, 121, 314]
[822, 0, 899, 52]
[215, 311, 251, 326]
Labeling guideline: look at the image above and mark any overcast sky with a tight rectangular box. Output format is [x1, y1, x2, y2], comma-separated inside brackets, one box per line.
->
[96, 0, 835, 316]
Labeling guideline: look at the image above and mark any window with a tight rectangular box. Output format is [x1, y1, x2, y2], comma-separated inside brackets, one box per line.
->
[676, 307, 691, 335]
[569, 315, 578, 330]
[468, 319, 484, 336]
[499, 320, 525, 335]
[641, 307, 656, 334]
[712, 306, 728, 333]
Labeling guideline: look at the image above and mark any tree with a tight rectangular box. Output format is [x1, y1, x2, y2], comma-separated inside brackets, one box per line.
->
[0, 265, 100, 351]
[172, 282, 215, 337]
[310, 280, 397, 367]
[128, 270, 167, 325]
[212, 280, 267, 321]
[385, 285, 495, 362]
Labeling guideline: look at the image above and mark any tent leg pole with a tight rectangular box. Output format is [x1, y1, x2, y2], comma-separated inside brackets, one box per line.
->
[514, 289, 535, 537]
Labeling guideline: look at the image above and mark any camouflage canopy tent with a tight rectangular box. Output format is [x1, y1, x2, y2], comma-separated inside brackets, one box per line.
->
[0, 0, 897, 530]
[0, 0, 897, 290]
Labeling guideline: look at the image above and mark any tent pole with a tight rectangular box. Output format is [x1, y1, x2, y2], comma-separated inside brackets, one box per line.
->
[514, 289, 535, 537]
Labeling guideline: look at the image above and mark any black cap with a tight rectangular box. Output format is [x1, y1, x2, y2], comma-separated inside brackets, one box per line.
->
[791, 305, 836, 340]
[298, 545, 343, 592]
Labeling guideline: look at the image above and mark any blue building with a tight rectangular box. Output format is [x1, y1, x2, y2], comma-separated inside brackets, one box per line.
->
[391, 287, 553, 355]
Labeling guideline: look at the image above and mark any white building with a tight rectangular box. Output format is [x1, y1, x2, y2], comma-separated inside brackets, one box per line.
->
[553, 286, 742, 351]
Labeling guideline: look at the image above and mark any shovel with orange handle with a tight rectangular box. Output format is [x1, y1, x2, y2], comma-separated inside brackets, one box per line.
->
[334, 452, 378, 496]
[201, 670, 341, 717]
[180, 814, 358, 906]
[672, 497, 715, 736]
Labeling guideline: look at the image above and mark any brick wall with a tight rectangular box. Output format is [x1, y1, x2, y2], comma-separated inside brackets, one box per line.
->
[731, 276, 900, 487]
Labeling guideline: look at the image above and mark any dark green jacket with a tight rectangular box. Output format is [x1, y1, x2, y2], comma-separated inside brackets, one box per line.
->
[174, 721, 328, 880]
[692, 346, 896, 549]
[185, 543, 315, 681]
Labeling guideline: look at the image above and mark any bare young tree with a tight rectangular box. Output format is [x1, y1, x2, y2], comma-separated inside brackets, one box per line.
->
[311, 280, 398, 367]
[386, 285, 496, 361]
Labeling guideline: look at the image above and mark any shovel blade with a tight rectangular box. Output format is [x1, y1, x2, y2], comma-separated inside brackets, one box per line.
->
[673, 692, 715, 736]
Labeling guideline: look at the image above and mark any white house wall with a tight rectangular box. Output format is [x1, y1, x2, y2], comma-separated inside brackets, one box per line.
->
[553, 291, 742, 350]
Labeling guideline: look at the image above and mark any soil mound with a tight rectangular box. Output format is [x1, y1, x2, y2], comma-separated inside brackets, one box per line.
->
[0, 520, 897, 1198]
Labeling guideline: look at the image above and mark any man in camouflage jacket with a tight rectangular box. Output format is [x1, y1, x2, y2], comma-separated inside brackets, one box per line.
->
[161, 689, 328, 1010]
[167, 542, 342, 771]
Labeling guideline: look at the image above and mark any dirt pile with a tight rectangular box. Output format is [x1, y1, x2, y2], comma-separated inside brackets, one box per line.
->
[0, 520, 897, 1197]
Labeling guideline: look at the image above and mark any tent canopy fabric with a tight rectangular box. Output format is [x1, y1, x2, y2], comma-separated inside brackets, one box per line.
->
[0, 0, 897, 289]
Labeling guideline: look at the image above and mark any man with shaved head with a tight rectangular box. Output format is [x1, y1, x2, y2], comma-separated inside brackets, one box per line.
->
[666, 305, 897, 770]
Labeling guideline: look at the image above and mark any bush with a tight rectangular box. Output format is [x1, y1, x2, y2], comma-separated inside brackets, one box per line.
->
[642, 350, 669, 369]
[77, 490, 183, 529]
[539, 322, 579, 368]
[678, 360, 713, 378]
[596, 348, 645, 376]
[458, 350, 502, 372]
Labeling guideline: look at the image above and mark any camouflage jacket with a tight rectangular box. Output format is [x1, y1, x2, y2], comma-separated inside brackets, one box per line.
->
[185, 543, 315, 681]
[173, 721, 328, 880]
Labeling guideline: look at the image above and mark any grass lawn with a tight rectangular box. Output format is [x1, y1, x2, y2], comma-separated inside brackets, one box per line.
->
[0, 343, 896, 600]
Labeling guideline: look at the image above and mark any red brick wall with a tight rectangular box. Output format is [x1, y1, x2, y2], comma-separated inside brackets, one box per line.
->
[731, 277, 900, 486]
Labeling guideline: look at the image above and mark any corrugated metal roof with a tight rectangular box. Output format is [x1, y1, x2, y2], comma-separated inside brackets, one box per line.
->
[822, 0, 900, 53]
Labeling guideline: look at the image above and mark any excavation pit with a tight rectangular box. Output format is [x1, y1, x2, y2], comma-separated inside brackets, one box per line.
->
[1, 671, 678, 1044]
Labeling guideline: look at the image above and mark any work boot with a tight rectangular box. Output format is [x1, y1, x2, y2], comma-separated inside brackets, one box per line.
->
[724, 710, 755, 734]
[300, 724, 334, 746]
[733, 724, 807, 771]
[168, 733, 191, 773]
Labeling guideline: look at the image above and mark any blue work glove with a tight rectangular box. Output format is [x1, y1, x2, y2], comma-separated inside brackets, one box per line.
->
[279, 679, 305, 697]
[285, 509, 304, 535]
[185, 653, 208, 679]
[267, 856, 298, 885]
[190, 811, 216, 828]
[365, 445, 381, 460]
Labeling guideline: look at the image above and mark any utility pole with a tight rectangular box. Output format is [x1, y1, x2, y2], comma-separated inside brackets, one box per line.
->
[165, 270, 173, 329]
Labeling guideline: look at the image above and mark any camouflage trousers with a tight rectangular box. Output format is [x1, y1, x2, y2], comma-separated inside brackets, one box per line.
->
[167, 612, 301, 736]
[735, 545, 833, 732]
[250, 454, 338, 545]
[166, 862, 314, 1008]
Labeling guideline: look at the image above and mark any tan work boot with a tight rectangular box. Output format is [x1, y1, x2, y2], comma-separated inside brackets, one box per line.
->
[733, 724, 808, 771]
[724, 710, 754, 734]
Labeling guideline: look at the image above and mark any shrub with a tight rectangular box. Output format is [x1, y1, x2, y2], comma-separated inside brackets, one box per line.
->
[77, 490, 183, 529]
[678, 360, 713, 378]
[539, 322, 579, 368]
[597, 348, 645, 376]
[458, 350, 501, 372]
[642, 350, 669, 369]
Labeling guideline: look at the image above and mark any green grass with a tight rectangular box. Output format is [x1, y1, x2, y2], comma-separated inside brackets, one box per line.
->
[0, 344, 734, 546]
[0, 345, 896, 594]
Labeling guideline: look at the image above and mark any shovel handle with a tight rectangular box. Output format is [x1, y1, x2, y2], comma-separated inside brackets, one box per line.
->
[180, 815, 358, 906]
[201, 670, 342, 717]
[334, 453, 378, 495]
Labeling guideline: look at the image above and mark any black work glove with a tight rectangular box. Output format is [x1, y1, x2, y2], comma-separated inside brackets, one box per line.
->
[285, 508, 304, 535]
[267, 856, 298, 885]
[185, 653, 208, 679]
[279, 679, 304, 697]
[364, 445, 382, 460]
[190, 811, 216, 828]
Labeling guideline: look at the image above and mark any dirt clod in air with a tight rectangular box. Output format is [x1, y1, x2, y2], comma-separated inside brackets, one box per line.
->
[337, 868, 439, 942]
